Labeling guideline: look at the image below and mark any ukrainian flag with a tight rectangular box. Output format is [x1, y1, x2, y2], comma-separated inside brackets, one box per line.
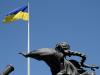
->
[2, 5, 28, 23]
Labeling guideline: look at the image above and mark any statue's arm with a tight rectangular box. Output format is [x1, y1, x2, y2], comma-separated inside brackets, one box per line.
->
[19, 48, 55, 60]
[19, 51, 44, 60]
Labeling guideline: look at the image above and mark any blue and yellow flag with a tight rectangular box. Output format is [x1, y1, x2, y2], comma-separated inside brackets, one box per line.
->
[3, 5, 28, 23]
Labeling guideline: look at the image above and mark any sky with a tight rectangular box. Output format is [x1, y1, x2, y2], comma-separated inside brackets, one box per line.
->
[0, 0, 100, 75]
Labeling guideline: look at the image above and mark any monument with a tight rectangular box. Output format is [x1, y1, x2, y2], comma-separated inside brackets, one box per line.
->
[19, 42, 99, 75]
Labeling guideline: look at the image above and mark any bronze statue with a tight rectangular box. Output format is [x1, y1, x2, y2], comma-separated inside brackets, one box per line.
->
[19, 42, 99, 75]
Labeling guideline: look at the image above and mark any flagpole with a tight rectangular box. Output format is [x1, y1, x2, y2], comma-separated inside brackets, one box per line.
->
[28, 2, 30, 75]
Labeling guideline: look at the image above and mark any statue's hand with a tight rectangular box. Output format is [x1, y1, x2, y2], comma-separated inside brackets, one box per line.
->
[19, 52, 26, 57]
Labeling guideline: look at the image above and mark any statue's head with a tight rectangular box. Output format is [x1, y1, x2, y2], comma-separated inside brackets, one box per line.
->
[55, 42, 70, 52]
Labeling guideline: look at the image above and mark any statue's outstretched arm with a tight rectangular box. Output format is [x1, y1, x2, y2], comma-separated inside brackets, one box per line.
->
[19, 51, 43, 60]
[19, 48, 56, 60]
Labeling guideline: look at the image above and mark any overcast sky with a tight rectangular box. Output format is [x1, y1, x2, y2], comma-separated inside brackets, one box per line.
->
[0, 0, 100, 75]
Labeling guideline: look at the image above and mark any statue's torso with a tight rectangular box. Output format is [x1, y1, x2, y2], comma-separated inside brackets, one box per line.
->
[40, 48, 66, 73]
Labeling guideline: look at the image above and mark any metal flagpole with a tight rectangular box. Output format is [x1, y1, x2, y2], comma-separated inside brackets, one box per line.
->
[28, 2, 30, 75]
